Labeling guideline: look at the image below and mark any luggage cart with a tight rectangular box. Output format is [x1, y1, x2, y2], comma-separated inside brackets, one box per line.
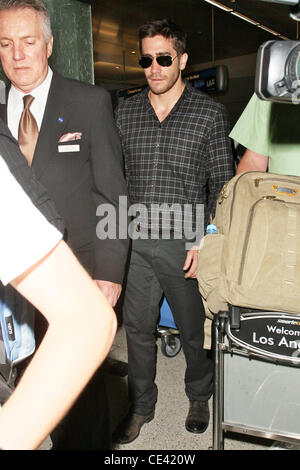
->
[213, 306, 300, 450]
[157, 297, 181, 358]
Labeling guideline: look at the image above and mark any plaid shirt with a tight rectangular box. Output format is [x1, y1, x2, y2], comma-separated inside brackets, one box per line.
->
[115, 82, 234, 238]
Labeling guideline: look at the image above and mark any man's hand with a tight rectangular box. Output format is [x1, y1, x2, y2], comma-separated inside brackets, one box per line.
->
[183, 245, 199, 279]
[95, 280, 122, 307]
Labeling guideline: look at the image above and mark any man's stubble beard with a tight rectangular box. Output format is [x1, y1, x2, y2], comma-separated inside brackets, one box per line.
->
[148, 68, 182, 96]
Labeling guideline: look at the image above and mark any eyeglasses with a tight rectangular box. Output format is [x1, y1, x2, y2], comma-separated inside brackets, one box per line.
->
[138, 54, 178, 69]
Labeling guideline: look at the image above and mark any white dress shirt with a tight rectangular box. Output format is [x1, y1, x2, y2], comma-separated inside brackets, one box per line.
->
[7, 67, 53, 140]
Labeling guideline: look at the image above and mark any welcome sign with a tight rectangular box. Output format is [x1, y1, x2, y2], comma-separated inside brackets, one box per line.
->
[226, 313, 300, 364]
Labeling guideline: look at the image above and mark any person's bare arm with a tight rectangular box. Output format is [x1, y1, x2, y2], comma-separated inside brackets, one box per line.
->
[0, 240, 117, 450]
[236, 149, 269, 174]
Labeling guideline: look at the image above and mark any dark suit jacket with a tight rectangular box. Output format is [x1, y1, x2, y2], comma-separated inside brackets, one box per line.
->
[0, 71, 129, 283]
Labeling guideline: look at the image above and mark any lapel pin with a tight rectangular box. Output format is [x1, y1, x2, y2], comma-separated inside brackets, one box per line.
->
[58, 117, 64, 123]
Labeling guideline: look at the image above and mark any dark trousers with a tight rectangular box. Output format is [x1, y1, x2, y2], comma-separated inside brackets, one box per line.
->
[123, 238, 213, 415]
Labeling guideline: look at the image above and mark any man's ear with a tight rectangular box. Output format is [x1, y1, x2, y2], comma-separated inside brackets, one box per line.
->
[47, 35, 54, 59]
[179, 52, 188, 72]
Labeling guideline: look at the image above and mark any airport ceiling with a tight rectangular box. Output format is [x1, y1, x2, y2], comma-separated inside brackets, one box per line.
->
[81, 0, 299, 89]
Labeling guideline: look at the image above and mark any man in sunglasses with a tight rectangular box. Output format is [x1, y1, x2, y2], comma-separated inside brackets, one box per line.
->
[113, 18, 234, 444]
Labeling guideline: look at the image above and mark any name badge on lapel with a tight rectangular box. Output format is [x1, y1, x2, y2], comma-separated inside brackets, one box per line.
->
[58, 144, 80, 153]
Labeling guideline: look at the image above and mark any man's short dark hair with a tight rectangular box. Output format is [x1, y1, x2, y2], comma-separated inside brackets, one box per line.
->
[0, 0, 52, 42]
[138, 19, 187, 55]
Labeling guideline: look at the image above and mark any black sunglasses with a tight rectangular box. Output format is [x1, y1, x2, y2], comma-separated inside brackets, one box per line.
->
[138, 54, 178, 69]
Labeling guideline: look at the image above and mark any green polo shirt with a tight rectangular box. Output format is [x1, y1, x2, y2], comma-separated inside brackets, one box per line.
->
[230, 93, 300, 176]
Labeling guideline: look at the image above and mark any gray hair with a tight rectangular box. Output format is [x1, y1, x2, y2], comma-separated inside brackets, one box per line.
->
[0, 0, 52, 43]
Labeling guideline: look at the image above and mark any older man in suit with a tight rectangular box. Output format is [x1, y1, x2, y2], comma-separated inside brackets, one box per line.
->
[0, 0, 129, 449]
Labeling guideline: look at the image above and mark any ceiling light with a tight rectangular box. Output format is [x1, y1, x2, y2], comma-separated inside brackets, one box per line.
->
[203, 0, 233, 11]
[230, 11, 260, 25]
[258, 24, 280, 35]
[203, 0, 290, 39]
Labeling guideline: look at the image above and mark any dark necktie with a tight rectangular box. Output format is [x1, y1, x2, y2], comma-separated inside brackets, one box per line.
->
[18, 95, 39, 166]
